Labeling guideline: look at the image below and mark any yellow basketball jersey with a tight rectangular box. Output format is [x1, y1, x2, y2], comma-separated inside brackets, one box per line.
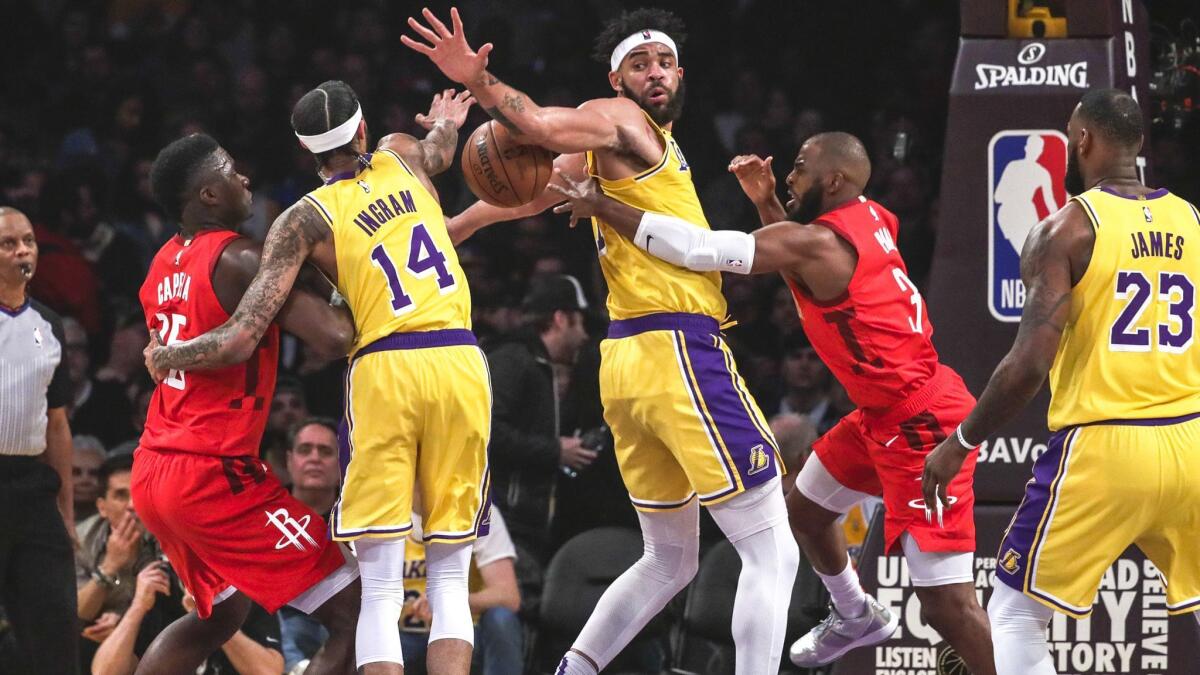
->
[1047, 187, 1200, 429]
[585, 112, 727, 321]
[303, 150, 471, 354]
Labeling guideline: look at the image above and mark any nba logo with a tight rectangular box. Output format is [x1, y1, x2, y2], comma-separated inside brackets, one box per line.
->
[987, 130, 1068, 321]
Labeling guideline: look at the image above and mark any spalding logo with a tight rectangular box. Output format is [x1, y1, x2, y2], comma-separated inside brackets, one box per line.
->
[1017, 43, 1046, 65]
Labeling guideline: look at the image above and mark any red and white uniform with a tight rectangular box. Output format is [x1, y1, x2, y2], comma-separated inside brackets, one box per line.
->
[788, 197, 977, 554]
[131, 229, 350, 618]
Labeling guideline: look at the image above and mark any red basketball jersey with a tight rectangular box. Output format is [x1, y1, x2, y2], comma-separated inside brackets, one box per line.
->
[138, 230, 279, 457]
[787, 197, 941, 414]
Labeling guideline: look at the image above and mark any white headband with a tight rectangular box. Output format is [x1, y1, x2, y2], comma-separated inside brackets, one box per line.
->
[610, 29, 678, 72]
[296, 104, 363, 153]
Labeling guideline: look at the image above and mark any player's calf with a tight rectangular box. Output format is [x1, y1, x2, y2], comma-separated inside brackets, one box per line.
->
[913, 582, 995, 675]
[308, 579, 361, 675]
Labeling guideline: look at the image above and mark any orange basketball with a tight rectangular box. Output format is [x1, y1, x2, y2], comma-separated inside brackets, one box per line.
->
[461, 120, 553, 207]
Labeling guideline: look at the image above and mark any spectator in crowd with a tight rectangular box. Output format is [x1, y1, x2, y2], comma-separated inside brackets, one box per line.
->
[400, 508, 523, 675]
[93, 310, 150, 400]
[774, 333, 840, 433]
[262, 378, 311, 484]
[92, 565, 283, 675]
[76, 455, 157, 625]
[485, 275, 592, 559]
[63, 315, 136, 447]
[73, 434, 106, 524]
[769, 412, 819, 486]
[278, 417, 340, 673]
[0, 206, 78, 673]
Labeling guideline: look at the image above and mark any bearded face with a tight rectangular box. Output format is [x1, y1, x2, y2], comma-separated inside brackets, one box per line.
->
[621, 77, 686, 126]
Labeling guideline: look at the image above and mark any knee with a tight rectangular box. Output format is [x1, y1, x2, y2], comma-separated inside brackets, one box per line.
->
[915, 587, 979, 634]
[785, 490, 838, 537]
[641, 536, 699, 592]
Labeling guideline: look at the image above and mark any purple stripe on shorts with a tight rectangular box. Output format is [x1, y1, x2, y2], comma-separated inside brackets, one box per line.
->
[679, 331, 780, 492]
[608, 312, 719, 339]
[995, 427, 1075, 596]
[355, 329, 477, 359]
[1071, 411, 1200, 428]
[672, 331, 738, 487]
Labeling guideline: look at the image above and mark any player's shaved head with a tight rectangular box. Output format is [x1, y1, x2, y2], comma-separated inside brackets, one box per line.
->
[1075, 88, 1143, 151]
[805, 132, 871, 190]
[1064, 88, 1145, 194]
[785, 132, 873, 223]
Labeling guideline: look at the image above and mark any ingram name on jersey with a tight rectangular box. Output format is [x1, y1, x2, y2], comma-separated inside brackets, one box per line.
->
[303, 150, 471, 354]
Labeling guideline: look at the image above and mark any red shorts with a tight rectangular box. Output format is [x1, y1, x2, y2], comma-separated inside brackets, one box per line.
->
[131, 447, 347, 618]
[811, 367, 978, 554]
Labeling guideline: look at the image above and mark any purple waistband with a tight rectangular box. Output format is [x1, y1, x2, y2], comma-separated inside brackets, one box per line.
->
[608, 312, 720, 339]
[1068, 410, 1200, 430]
[355, 329, 476, 359]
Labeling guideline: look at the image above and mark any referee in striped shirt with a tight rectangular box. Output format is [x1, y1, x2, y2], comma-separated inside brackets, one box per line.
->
[0, 207, 78, 673]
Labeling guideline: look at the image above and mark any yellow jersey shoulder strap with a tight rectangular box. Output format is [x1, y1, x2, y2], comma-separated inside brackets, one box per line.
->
[1070, 191, 1102, 231]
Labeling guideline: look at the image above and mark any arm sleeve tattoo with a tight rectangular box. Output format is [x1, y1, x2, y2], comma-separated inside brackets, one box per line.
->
[417, 119, 459, 176]
[151, 202, 329, 371]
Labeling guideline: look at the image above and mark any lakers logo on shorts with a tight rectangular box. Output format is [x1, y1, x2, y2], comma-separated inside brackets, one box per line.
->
[747, 444, 771, 476]
[999, 548, 1022, 575]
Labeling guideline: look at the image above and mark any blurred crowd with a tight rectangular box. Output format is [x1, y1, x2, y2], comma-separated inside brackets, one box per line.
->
[1, 0, 1197, 673]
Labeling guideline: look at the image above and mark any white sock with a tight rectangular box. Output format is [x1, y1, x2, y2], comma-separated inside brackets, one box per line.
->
[817, 554, 868, 618]
[555, 650, 599, 675]
[988, 582, 1056, 675]
[425, 541, 475, 646]
[708, 478, 800, 675]
[566, 502, 700, 671]
[354, 537, 408, 668]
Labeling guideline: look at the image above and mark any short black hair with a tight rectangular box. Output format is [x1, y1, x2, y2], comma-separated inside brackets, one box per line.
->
[287, 416, 339, 449]
[1077, 88, 1143, 150]
[98, 453, 135, 494]
[150, 133, 220, 221]
[592, 8, 687, 66]
[291, 80, 361, 164]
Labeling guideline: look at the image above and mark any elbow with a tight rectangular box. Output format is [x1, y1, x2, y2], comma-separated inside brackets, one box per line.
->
[223, 333, 260, 367]
[312, 323, 354, 360]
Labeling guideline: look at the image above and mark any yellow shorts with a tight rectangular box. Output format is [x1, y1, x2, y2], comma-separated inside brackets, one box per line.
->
[332, 330, 491, 544]
[601, 313, 781, 511]
[996, 413, 1200, 617]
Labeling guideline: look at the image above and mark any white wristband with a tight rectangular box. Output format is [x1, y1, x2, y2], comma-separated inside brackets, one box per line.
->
[955, 425, 981, 450]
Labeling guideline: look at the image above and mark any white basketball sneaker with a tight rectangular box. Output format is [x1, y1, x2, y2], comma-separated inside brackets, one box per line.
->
[789, 595, 900, 668]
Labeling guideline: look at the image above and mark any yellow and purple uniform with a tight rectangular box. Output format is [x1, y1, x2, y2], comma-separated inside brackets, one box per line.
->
[304, 149, 491, 544]
[997, 186, 1200, 617]
[586, 111, 779, 510]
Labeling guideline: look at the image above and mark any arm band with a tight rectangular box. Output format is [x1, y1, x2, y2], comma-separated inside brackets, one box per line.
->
[633, 212, 755, 274]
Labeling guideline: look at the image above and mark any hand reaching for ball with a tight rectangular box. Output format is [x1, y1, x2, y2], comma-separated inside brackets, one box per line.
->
[416, 89, 476, 131]
[402, 8, 494, 86]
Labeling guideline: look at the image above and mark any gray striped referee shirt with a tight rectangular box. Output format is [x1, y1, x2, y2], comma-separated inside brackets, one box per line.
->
[0, 298, 70, 456]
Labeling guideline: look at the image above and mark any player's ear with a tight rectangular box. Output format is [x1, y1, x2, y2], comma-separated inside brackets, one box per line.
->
[827, 170, 844, 194]
[608, 71, 623, 94]
[198, 182, 220, 207]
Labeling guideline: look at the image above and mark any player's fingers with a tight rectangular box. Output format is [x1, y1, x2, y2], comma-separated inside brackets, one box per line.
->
[577, 449, 599, 463]
[150, 329, 163, 345]
[764, 156, 774, 169]
[407, 16, 442, 44]
[920, 467, 937, 515]
[443, 88, 454, 100]
[477, 43, 494, 61]
[423, 8, 453, 39]
[450, 6, 464, 34]
[400, 35, 435, 56]
[462, 95, 476, 108]
[937, 480, 950, 513]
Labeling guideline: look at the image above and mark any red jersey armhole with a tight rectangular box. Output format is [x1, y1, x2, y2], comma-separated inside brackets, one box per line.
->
[208, 232, 245, 320]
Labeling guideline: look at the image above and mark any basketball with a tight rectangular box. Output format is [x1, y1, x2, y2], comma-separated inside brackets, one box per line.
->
[461, 120, 554, 207]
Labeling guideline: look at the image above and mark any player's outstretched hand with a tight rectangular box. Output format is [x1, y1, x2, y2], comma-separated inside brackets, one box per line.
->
[416, 88, 476, 131]
[921, 436, 969, 529]
[549, 169, 603, 229]
[729, 154, 776, 205]
[402, 7, 494, 85]
[144, 329, 167, 384]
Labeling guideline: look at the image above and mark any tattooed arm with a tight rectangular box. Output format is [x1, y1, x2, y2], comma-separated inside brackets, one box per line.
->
[401, 8, 634, 155]
[380, 88, 474, 179]
[921, 202, 1095, 511]
[148, 201, 330, 372]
